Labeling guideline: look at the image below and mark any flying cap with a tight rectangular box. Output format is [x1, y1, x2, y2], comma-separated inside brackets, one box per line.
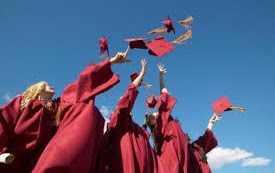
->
[146, 37, 175, 57]
[145, 94, 159, 108]
[99, 36, 109, 57]
[130, 72, 152, 88]
[212, 96, 232, 115]
[124, 38, 148, 49]
[162, 16, 175, 34]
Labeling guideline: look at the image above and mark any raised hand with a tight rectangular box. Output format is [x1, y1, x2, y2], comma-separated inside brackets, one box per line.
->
[157, 63, 167, 76]
[140, 59, 147, 76]
[110, 46, 131, 64]
[209, 113, 222, 123]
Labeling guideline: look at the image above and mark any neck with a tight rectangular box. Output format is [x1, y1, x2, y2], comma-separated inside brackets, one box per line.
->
[38, 93, 53, 101]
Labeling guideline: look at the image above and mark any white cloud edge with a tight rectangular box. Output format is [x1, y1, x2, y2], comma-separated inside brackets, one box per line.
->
[241, 157, 271, 167]
[99, 105, 111, 133]
[3, 93, 12, 102]
[207, 147, 271, 169]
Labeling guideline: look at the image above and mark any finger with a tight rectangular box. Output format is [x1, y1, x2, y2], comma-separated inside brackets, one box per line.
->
[124, 46, 130, 57]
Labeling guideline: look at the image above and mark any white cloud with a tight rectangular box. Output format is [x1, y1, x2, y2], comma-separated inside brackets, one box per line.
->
[100, 105, 111, 118]
[99, 105, 111, 133]
[207, 147, 253, 169]
[3, 93, 12, 102]
[241, 157, 271, 167]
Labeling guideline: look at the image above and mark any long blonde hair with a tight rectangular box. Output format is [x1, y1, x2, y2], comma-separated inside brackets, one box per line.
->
[20, 81, 47, 111]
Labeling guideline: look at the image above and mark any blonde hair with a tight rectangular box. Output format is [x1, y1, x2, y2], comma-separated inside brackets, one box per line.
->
[20, 81, 47, 111]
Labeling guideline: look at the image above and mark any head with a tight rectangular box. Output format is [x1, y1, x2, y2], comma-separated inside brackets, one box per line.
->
[145, 112, 157, 128]
[20, 81, 55, 111]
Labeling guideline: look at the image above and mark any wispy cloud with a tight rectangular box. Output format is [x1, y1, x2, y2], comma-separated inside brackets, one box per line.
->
[3, 93, 12, 102]
[241, 157, 271, 167]
[207, 147, 271, 169]
[99, 105, 111, 133]
[207, 147, 253, 169]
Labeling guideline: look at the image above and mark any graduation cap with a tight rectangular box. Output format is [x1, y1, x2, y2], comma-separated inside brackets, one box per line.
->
[124, 38, 148, 49]
[148, 16, 175, 35]
[145, 94, 159, 108]
[130, 72, 152, 88]
[99, 36, 109, 57]
[212, 96, 246, 115]
[162, 16, 175, 34]
[146, 37, 175, 57]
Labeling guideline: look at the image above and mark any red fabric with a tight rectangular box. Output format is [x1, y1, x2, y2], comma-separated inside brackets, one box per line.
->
[95, 84, 157, 173]
[162, 16, 175, 34]
[99, 36, 109, 56]
[0, 96, 59, 173]
[212, 96, 232, 114]
[146, 37, 175, 57]
[124, 38, 148, 49]
[188, 129, 217, 173]
[155, 92, 188, 173]
[32, 60, 119, 173]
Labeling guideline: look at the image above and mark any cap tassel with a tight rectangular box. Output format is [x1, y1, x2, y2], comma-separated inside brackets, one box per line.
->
[172, 30, 192, 44]
[142, 82, 152, 88]
[178, 16, 193, 29]
[147, 28, 168, 34]
[229, 106, 246, 112]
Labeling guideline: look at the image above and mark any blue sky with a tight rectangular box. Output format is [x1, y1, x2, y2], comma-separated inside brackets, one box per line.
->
[1, 0, 274, 172]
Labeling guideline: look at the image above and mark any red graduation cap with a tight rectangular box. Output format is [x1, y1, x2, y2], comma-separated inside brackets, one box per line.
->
[130, 72, 152, 88]
[145, 94, 159, 108]
[212, 96, 232, 115]
[99, 36, 109, 57]
[124, 38, 148, 49]
[162, 16, 175, 34]
[146, 37, 175, 57]
[130, 72, 139, 82]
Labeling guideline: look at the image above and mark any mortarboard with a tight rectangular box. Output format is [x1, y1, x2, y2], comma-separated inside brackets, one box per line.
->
[124, 38, 148, 49]
[99, 36, 109, 57]
[146, 37, 175, 57]
[130, 72, 152, 88]
[145, 95, 159, 108]
[212, 96, 232, 115]
[212, 96, 246, 115]
[162, 16, 175, 34]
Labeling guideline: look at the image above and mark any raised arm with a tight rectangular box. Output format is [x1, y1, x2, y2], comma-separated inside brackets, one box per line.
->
[109, 46, 131, 65]
[207, 113, 222, 130]
[157, 63, 168, 94]
[132, 59, 147, 87]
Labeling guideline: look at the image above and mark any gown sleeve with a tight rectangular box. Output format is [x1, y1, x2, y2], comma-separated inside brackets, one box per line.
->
[62, 60, 120, 103]
[108, 83, 139, 129]
[156, 92, 176, 132]
[192, 129, 218, 154]
[0, 96, 21, 154]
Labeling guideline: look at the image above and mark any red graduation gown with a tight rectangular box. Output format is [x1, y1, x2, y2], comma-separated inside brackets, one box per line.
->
[95, 84, 157, 173]
[188, 129, 217, 173]
[0, 96, 59, 173]
[32, 60, 119, 173]
[155, 92, 188, 173]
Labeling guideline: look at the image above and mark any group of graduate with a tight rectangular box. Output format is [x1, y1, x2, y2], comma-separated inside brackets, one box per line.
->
[0, 46, 245, 173]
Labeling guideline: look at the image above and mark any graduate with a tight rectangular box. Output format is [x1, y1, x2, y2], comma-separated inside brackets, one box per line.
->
[186, 113, 220, 173]
[144, 63, 188, 173]
[0, 82, 59, 173]
[95, 59, 157, 173]
[0, 47, 130, 173]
